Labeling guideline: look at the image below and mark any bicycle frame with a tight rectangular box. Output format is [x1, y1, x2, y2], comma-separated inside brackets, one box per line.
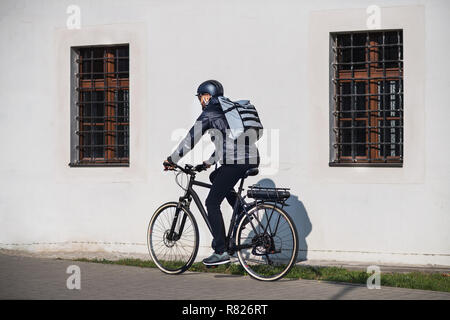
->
[153, 163, 298, 280]
[167, 169, 260, 252]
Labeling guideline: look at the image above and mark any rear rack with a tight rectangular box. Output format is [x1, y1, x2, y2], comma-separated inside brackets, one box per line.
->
[247, 185, 290, 203]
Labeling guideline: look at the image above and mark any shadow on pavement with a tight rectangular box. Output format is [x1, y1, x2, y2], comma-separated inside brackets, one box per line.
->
[329, 284, 360, 300]
[213, 274, 245, 279]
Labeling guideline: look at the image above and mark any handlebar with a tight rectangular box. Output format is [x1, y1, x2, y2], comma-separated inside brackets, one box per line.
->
[163, 161, 197, 175]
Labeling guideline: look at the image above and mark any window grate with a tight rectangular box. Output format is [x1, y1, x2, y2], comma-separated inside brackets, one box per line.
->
[330, 31, 403, 166]
[70, 45, 129, 167]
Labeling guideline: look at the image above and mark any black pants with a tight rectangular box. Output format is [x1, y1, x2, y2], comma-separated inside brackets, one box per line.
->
[205, 164, 257, 254]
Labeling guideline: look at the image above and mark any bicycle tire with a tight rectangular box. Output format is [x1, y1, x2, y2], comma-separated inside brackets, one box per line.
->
[235, 203, 298, 281]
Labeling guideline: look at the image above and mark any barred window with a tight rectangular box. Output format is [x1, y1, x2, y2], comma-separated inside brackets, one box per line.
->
[69, 45, 129, 167]
[330, 31, 403, 167]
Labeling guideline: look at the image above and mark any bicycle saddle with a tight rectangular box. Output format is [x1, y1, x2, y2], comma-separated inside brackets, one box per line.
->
[244, 168, 259, 178]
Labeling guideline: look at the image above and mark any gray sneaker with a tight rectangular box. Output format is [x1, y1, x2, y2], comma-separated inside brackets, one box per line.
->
[202, 252, 230, 266]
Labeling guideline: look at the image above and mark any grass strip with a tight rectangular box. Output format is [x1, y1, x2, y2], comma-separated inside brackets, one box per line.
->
[74, 258, 450, 293]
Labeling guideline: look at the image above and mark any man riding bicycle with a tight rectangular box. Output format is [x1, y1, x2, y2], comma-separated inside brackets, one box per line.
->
[163, 80, 260, 266]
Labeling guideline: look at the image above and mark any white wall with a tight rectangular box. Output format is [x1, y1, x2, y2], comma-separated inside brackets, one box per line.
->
[0, 0, 449, 266]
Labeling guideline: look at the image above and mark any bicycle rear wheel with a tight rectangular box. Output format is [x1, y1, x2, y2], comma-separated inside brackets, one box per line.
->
[236, 203, 298, 281]
[147, 202, 199, 274]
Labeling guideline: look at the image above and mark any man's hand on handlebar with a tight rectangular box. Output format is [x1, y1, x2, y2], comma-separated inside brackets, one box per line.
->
[163, 157, 176, 171]
[194, 162, 211, 172]
[163, 157, 211, 173]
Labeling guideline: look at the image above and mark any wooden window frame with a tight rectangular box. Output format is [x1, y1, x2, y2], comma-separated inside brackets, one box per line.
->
[330, 31, 403, 167]
[69, 45, 129, 167]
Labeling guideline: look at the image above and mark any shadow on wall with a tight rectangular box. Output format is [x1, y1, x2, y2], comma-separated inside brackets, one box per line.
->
[255, 178, 312, 262]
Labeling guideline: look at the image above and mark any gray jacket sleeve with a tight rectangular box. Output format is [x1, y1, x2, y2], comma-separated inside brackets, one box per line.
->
[169, 112, 210, 164]
[204, 151, 217, 166]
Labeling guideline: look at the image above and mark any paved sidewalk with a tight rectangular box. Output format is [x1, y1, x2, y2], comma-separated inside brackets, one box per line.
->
[2, 248, 449, 274]
[0, 254, 449, 300]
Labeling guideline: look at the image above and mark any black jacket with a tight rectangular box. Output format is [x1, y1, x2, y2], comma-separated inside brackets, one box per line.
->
[169, 97, 259, 166]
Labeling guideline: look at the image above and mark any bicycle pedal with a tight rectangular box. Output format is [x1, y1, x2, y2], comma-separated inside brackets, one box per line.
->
[206, 265, 218, 269]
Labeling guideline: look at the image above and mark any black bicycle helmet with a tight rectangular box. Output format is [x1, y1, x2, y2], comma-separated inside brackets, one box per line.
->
[196, 80, 224, 97]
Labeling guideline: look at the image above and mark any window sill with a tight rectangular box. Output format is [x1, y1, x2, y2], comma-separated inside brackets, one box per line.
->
[68, 162, 129, 168]
[329, 162, 403, 168]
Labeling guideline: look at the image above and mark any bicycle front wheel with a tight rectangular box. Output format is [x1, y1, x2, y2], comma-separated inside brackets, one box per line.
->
[147, 202, 199, 274]
[236, 203, 298, 281]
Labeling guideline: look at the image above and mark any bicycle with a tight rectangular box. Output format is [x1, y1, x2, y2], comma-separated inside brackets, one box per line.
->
[147, 163, 298, 281]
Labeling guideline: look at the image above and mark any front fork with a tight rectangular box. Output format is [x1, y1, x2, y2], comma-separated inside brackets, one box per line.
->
[167, 197, 190, 241]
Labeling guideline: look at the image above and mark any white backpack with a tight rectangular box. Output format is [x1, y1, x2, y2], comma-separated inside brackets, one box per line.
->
[218, 96, 264, 140]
